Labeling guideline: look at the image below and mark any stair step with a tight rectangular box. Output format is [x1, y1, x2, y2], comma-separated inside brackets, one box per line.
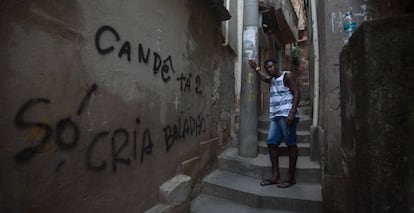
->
[299, 106, 311, 115]
[300, 94, 311, 101]
[191, 194, 301, 213]
[218, 148, 321, 183]
[298, 100, 310, 107]
[258, 129, 310, 143]
[201, 170, 322, 213]
[258, 141, 310, 156]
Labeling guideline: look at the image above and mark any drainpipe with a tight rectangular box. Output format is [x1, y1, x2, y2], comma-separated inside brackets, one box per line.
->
[239, 0, 259, 158]
[310, 0, 320, 128]
[309, 0, 320, 161]
[222, 0, 230, 46]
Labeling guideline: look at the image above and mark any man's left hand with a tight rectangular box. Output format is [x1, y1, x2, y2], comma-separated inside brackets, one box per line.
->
[286, 112, 295, 126]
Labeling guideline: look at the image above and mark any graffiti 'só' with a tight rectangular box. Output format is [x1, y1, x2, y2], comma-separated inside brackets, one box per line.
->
[14, 84, 206, 173]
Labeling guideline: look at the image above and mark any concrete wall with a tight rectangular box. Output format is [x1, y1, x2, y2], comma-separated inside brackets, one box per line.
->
[269, 0, 298, 41]
[340, 15, 414, 213]
[311, 0, 414, 212]
[0, 1, 235, 212]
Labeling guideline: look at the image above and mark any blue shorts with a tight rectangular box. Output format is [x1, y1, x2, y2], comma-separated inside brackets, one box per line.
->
[266, 116, 299, 146]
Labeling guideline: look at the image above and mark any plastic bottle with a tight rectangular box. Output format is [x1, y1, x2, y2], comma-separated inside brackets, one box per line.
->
[343, 11, 357, 45]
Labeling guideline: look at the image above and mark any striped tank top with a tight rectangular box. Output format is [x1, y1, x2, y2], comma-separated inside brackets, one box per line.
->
[269, 71, 299, 118]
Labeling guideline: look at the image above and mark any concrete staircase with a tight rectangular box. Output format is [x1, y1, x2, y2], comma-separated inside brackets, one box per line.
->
[191, 83, 322, 212]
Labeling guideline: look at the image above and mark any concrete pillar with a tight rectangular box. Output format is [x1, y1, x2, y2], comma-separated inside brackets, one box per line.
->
[238, 0, 259, 158]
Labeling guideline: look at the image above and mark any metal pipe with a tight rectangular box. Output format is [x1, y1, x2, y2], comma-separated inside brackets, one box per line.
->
[239, 0, 259, 158]
[235, 0, 244, 106]
[222, 0, 230, 46]
[310, 0, 320, 128]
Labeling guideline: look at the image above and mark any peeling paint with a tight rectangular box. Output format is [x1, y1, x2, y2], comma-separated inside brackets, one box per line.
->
[242, 26, 258, 60]
[211, 67, 221, 103]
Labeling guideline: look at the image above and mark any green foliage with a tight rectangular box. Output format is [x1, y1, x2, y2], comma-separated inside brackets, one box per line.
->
[291, 46, 303, 71]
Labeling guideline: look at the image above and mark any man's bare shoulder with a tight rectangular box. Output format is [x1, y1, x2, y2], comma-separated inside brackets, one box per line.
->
[283, 71, 295, 79]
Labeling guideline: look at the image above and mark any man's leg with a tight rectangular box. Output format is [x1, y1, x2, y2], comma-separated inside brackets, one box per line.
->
[287, 145, 298, 183]
[268, 144, 282, 183]
[278, 117, 299, 188]
[260, 118, 283, 186]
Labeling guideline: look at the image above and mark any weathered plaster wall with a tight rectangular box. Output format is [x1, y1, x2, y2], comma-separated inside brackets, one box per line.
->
[313, 0, 410, 212]
[312, 0, 405, 211]
[340, 15, 414, 213]
[313, 0, 414, 212]
[269, 0, 298, 41]
[0, 0, 235, 212]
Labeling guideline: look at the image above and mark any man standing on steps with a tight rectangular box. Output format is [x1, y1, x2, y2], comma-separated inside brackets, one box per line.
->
[248, 59, 301, 188]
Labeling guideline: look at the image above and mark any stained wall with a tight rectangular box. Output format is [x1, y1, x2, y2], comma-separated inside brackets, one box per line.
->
[0, 1, 236, 212]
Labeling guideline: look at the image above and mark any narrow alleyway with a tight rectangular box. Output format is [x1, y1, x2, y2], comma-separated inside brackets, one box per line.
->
[191, 76, 322, 212]
[2, 1, 413, 212]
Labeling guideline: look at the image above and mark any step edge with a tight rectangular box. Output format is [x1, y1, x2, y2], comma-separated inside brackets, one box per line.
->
[202, 170, 323, 202]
